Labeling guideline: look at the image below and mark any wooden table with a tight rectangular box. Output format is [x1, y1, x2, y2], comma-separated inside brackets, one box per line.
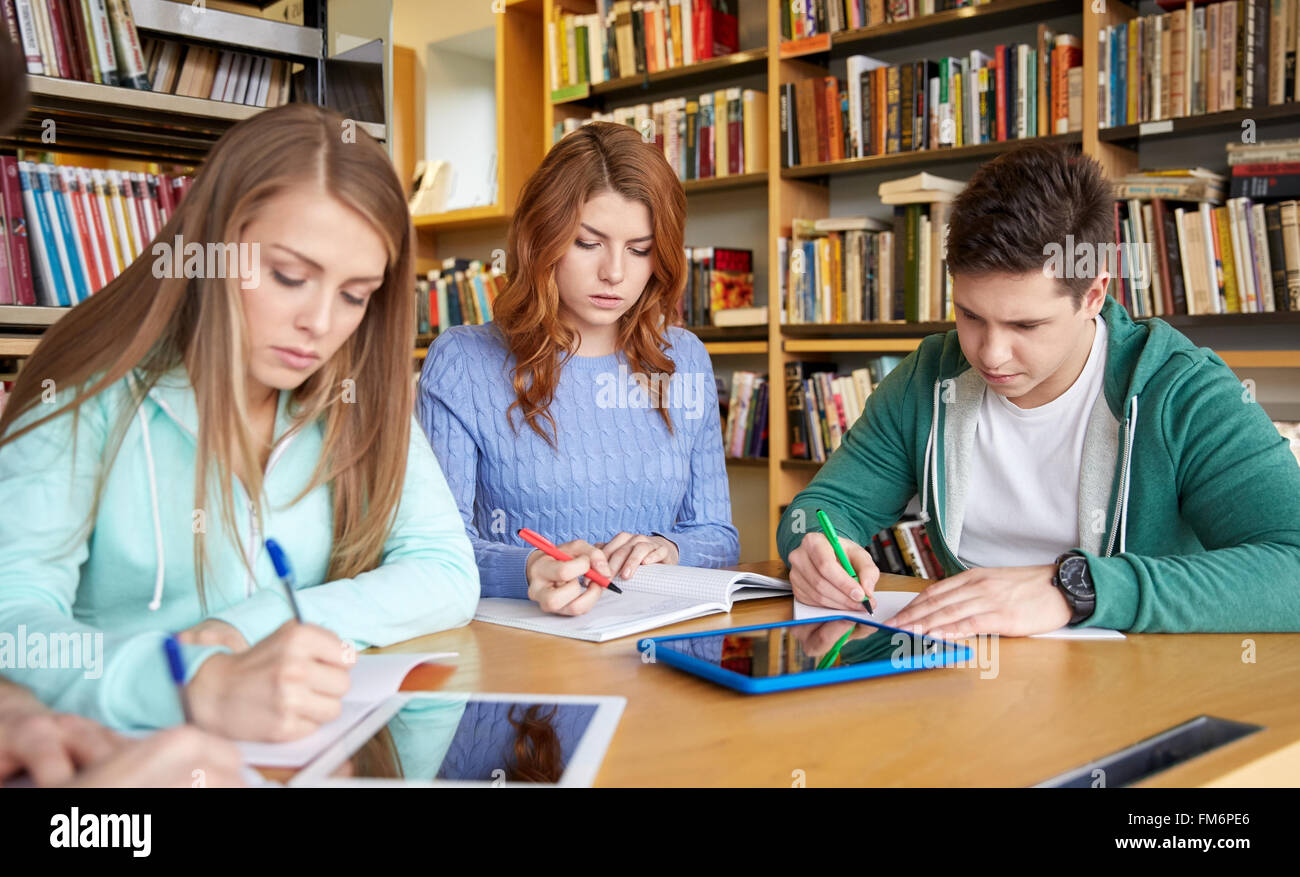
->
[376, 561, 1300, 787]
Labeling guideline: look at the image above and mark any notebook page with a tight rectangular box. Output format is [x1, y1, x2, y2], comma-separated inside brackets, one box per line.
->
[793, 594, 1126, 639]
[616, 564, 791, 603]
[474, 591, 716, 642]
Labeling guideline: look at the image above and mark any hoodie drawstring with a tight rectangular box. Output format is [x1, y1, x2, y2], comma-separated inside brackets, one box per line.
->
[918, 380, 940, 526]
[1118, 395, 1138, 555]
[137, 405, 166, 611]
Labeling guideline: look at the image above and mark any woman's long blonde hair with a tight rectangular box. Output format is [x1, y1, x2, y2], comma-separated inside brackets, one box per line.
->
[493, 121, 687, 446]
[0, 103, 416, 608]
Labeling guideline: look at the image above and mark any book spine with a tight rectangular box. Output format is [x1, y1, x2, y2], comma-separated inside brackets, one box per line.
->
[10, 0, 45, 73]
[0, 157, 36, 305]
[1264, 202, 1290, 310]
[105, 0, 148, 88]
[18, 162, 68, 306]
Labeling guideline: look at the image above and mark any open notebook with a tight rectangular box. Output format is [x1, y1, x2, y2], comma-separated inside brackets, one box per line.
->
[474, 564, 792, 642]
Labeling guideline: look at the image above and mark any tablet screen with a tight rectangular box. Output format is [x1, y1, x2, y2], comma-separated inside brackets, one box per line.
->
[654, 618, 964, 677]
[321, 695, 606, 784]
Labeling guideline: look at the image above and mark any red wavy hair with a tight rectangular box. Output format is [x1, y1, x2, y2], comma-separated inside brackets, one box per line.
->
[494, 121, 687, 446]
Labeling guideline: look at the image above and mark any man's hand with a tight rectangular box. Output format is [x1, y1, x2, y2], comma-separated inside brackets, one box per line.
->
[787, 531, 880, 611]
[889, 564, 1071, 638]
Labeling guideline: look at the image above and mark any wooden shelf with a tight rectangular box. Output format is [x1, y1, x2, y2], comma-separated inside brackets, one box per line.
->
[551, 47, 769, 107]
[783, 321, 954, 338]
[725, 457, 769, 468]
[5, 75, 386, 164]
[681, 171, 768, 194]
[412, 205, 510, 232]
[687, 325, 768, 343]
[781, 459, 824, 471]
[1218, 351, 1300, 369]
[0, 336, 41, 357]
[785, 338, 925, 354]
[1098, 102, 1300, 145]
[0, 306, 67, 328]
[782, 132, 1082, 179]
[828, 0, 1082, 57]
[704, 341, 768, 355]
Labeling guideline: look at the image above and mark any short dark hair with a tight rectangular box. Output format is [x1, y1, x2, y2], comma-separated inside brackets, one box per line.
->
[946, 143, 1114, 309]
[1, 34, 28, 136]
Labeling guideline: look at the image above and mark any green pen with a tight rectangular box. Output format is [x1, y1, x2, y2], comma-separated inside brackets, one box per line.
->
[812, 508, 872, 671]
[815, 509, 873, 615]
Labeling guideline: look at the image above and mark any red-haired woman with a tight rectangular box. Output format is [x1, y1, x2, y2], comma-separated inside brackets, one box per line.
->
[418, 122, 739, 616]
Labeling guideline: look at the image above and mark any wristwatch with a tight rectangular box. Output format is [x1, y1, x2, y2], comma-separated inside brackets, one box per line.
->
[1053, 550, 1096, 625]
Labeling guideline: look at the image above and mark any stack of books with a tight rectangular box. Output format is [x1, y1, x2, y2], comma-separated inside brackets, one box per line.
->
[1229, 136, 1300, 199]
[779, 173, 960, 325]
[680, 245, 754, 328]
[780, 0, 994, 45]
[783, 357, 902, 462]
[6, 0, 151, 89]
[139, 38, 295, 108]
[780, 31, 1082, 167]
[0, 156, 192, 307]
[1097, 0, 1299, 128]
[419, 259, 504, 333]
[720, 369, 768, 459]
[554, 88, 769, 180]
[548, 0, 741, 96]
[1112, 165, 1300, 315]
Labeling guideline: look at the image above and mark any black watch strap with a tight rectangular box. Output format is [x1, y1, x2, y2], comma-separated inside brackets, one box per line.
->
[1054, 551, 1096, 625]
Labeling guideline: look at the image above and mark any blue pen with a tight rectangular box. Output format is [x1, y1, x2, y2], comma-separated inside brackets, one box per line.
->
[163, 635, 194, 724]
[264, 538, 304, 623]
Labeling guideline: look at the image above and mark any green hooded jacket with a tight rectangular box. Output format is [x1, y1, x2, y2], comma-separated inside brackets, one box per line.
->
[776, 295, 1300, 632]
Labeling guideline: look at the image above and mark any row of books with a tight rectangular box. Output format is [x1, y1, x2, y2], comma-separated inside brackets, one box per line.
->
[871, 519, 944, 579]
[1098, 0, 1300, 129]
[139, 37, 294, 108]
[780, 173, 957, 324]
[1116, 195, 1300, 315]
[784, 357, 902, 461]
[1228, 135, 1300, 198]
[720, 370, 769, 460]
[781, 36, 1082, 167]
[0, 156, 191, 307]
[680, 245, 754, 328]
[553, 88, 770, 180]
[416, 259, 504, 334]
[780, 0, 992, 44]
[548, 0, 740, 95]
[5, 0, 150, 88]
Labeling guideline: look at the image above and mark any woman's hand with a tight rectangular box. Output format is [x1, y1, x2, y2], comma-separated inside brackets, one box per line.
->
[0, 706, 120, 786]
[597, 533, 679, 579]
[176, 618, 250, 653]
[186, 620, 351, 742]
[525, 540, 614, 616]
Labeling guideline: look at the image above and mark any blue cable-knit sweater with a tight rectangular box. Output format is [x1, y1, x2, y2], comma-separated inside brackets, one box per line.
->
[416, 323, 740, 599]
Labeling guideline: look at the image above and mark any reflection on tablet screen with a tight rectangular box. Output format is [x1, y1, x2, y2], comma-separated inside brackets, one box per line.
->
[656, 620, 963, 677]
[339, 696, 599, 783]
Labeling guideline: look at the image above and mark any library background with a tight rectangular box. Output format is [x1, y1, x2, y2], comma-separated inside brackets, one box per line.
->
[1, 0, 1298, 567]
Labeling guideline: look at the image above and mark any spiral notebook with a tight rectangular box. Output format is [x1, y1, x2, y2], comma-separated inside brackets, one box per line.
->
[473, 564, 792, 642]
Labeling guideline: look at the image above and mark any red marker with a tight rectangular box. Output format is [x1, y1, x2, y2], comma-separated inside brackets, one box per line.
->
[517, 528, 623, 594]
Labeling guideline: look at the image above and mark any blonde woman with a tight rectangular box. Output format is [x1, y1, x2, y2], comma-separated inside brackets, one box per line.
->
[0, 103, 479, 740]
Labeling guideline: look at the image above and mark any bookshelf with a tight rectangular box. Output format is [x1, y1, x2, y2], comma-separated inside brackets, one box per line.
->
[537, 0, 1300, 561]
[0, 0, 397, 365]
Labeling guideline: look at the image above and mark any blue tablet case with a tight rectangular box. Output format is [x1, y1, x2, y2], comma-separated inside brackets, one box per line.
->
[637, 616, 974, 694]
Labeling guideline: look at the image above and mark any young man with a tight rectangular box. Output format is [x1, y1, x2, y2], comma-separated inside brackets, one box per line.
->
[777, 143, 1300, 636]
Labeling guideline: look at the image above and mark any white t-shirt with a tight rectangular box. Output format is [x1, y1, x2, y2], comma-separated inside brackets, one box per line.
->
[957, 315, 1108, 568]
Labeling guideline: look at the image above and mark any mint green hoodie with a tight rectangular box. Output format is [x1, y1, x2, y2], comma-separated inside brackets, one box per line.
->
[0, 367, 480, 730]
[777, 295, 1300, 632]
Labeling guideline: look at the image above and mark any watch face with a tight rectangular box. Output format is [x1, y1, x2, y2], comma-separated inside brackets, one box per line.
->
[1059, 556, 1092, 597]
